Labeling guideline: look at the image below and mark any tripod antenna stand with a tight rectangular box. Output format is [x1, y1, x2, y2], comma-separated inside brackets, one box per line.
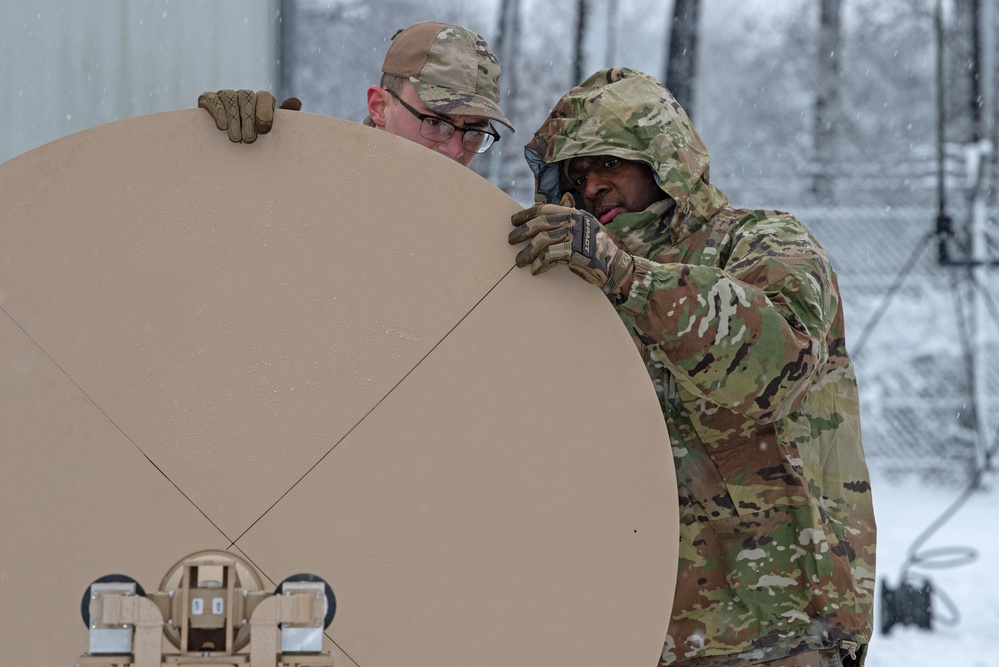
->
[858, 144, 999, 635]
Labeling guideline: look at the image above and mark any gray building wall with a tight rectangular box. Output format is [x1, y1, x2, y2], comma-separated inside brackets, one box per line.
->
[1, 0, 279, 164]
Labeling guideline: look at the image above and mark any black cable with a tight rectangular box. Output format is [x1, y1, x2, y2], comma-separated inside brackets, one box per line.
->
[852, 230, 935, 359]
[893, 468, 982, 628]
[874, 228, 993, 634]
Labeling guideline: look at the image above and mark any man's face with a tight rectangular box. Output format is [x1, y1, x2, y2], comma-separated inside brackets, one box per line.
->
[367, 83, 492, 167]
[564, 155, 667, 223]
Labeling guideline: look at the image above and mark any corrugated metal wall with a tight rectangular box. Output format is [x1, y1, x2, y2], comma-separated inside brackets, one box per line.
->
[1, 0, 279, 164]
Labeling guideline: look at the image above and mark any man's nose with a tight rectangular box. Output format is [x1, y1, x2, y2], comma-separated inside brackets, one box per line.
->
[582, 173, 609, 201]
[436, 132, 466, 161]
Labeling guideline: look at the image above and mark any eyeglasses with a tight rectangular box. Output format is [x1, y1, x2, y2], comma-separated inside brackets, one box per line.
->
[386, 89, 500, 154]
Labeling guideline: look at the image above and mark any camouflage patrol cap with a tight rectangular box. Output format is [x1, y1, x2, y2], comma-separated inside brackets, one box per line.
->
[382, 22, 514, 131]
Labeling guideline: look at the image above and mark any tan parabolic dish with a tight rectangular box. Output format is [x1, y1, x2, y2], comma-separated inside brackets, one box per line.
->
[0, 110, 679, 666]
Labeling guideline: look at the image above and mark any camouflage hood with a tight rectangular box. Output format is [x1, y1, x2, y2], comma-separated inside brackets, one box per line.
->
[525, 68, 728, 245]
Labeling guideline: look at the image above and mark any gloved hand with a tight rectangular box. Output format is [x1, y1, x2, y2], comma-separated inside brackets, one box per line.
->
[508, 193, 635, 298]
[197, 89, 303, 143]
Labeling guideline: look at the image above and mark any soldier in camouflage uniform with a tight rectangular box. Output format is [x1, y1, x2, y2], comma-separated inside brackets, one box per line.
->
[361, 22, 514, 166]
[508, 68, 876, 667]
[198, 22, 513, 167]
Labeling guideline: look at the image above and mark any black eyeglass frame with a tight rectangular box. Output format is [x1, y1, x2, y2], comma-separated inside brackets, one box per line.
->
[386, 89, 500, 154]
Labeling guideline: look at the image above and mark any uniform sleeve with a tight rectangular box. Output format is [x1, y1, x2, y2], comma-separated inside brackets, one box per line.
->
[615, 214, 839, 423]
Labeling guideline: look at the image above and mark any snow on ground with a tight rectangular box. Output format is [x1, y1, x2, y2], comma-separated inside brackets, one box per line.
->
[865, 464, 998, 667]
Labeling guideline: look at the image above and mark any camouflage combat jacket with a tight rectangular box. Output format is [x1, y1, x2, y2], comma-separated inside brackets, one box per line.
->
[524, 69, 876, 666]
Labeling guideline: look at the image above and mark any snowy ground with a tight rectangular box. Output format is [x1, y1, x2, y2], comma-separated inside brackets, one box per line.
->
[865, 464, 998, 667]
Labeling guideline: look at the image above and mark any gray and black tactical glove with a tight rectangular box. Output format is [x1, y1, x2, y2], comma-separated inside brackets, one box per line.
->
[508, 193, 635, 299]
[197, 89, 302, 143]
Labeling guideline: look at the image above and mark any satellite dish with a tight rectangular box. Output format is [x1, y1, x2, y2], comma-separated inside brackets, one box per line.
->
[0, 110, 679, 666]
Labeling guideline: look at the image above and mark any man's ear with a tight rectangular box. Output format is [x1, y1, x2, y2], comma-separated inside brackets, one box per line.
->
[366, 86, 390, 127]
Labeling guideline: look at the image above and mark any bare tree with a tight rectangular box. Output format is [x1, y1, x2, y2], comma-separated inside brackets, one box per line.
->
[605, 2, 617, 66]
[278, 0, 297, 103]
[572, 0, 613, 85]
[948, 0, 982, 144]
[573, 0, 588, 85]
[986, 0, 999, 206]
[812, 0, 842, 203]
[943, 0, 988, 231]
[483, 0, 522, 193]
[664, 0, 700, 119]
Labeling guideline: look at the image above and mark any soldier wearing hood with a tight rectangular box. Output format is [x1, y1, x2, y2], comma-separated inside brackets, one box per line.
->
[509, 68, 876, 667]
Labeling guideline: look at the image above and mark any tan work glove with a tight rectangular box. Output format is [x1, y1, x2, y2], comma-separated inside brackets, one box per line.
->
[508, 193, 635, 299]
[197, 89, 303, 143]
